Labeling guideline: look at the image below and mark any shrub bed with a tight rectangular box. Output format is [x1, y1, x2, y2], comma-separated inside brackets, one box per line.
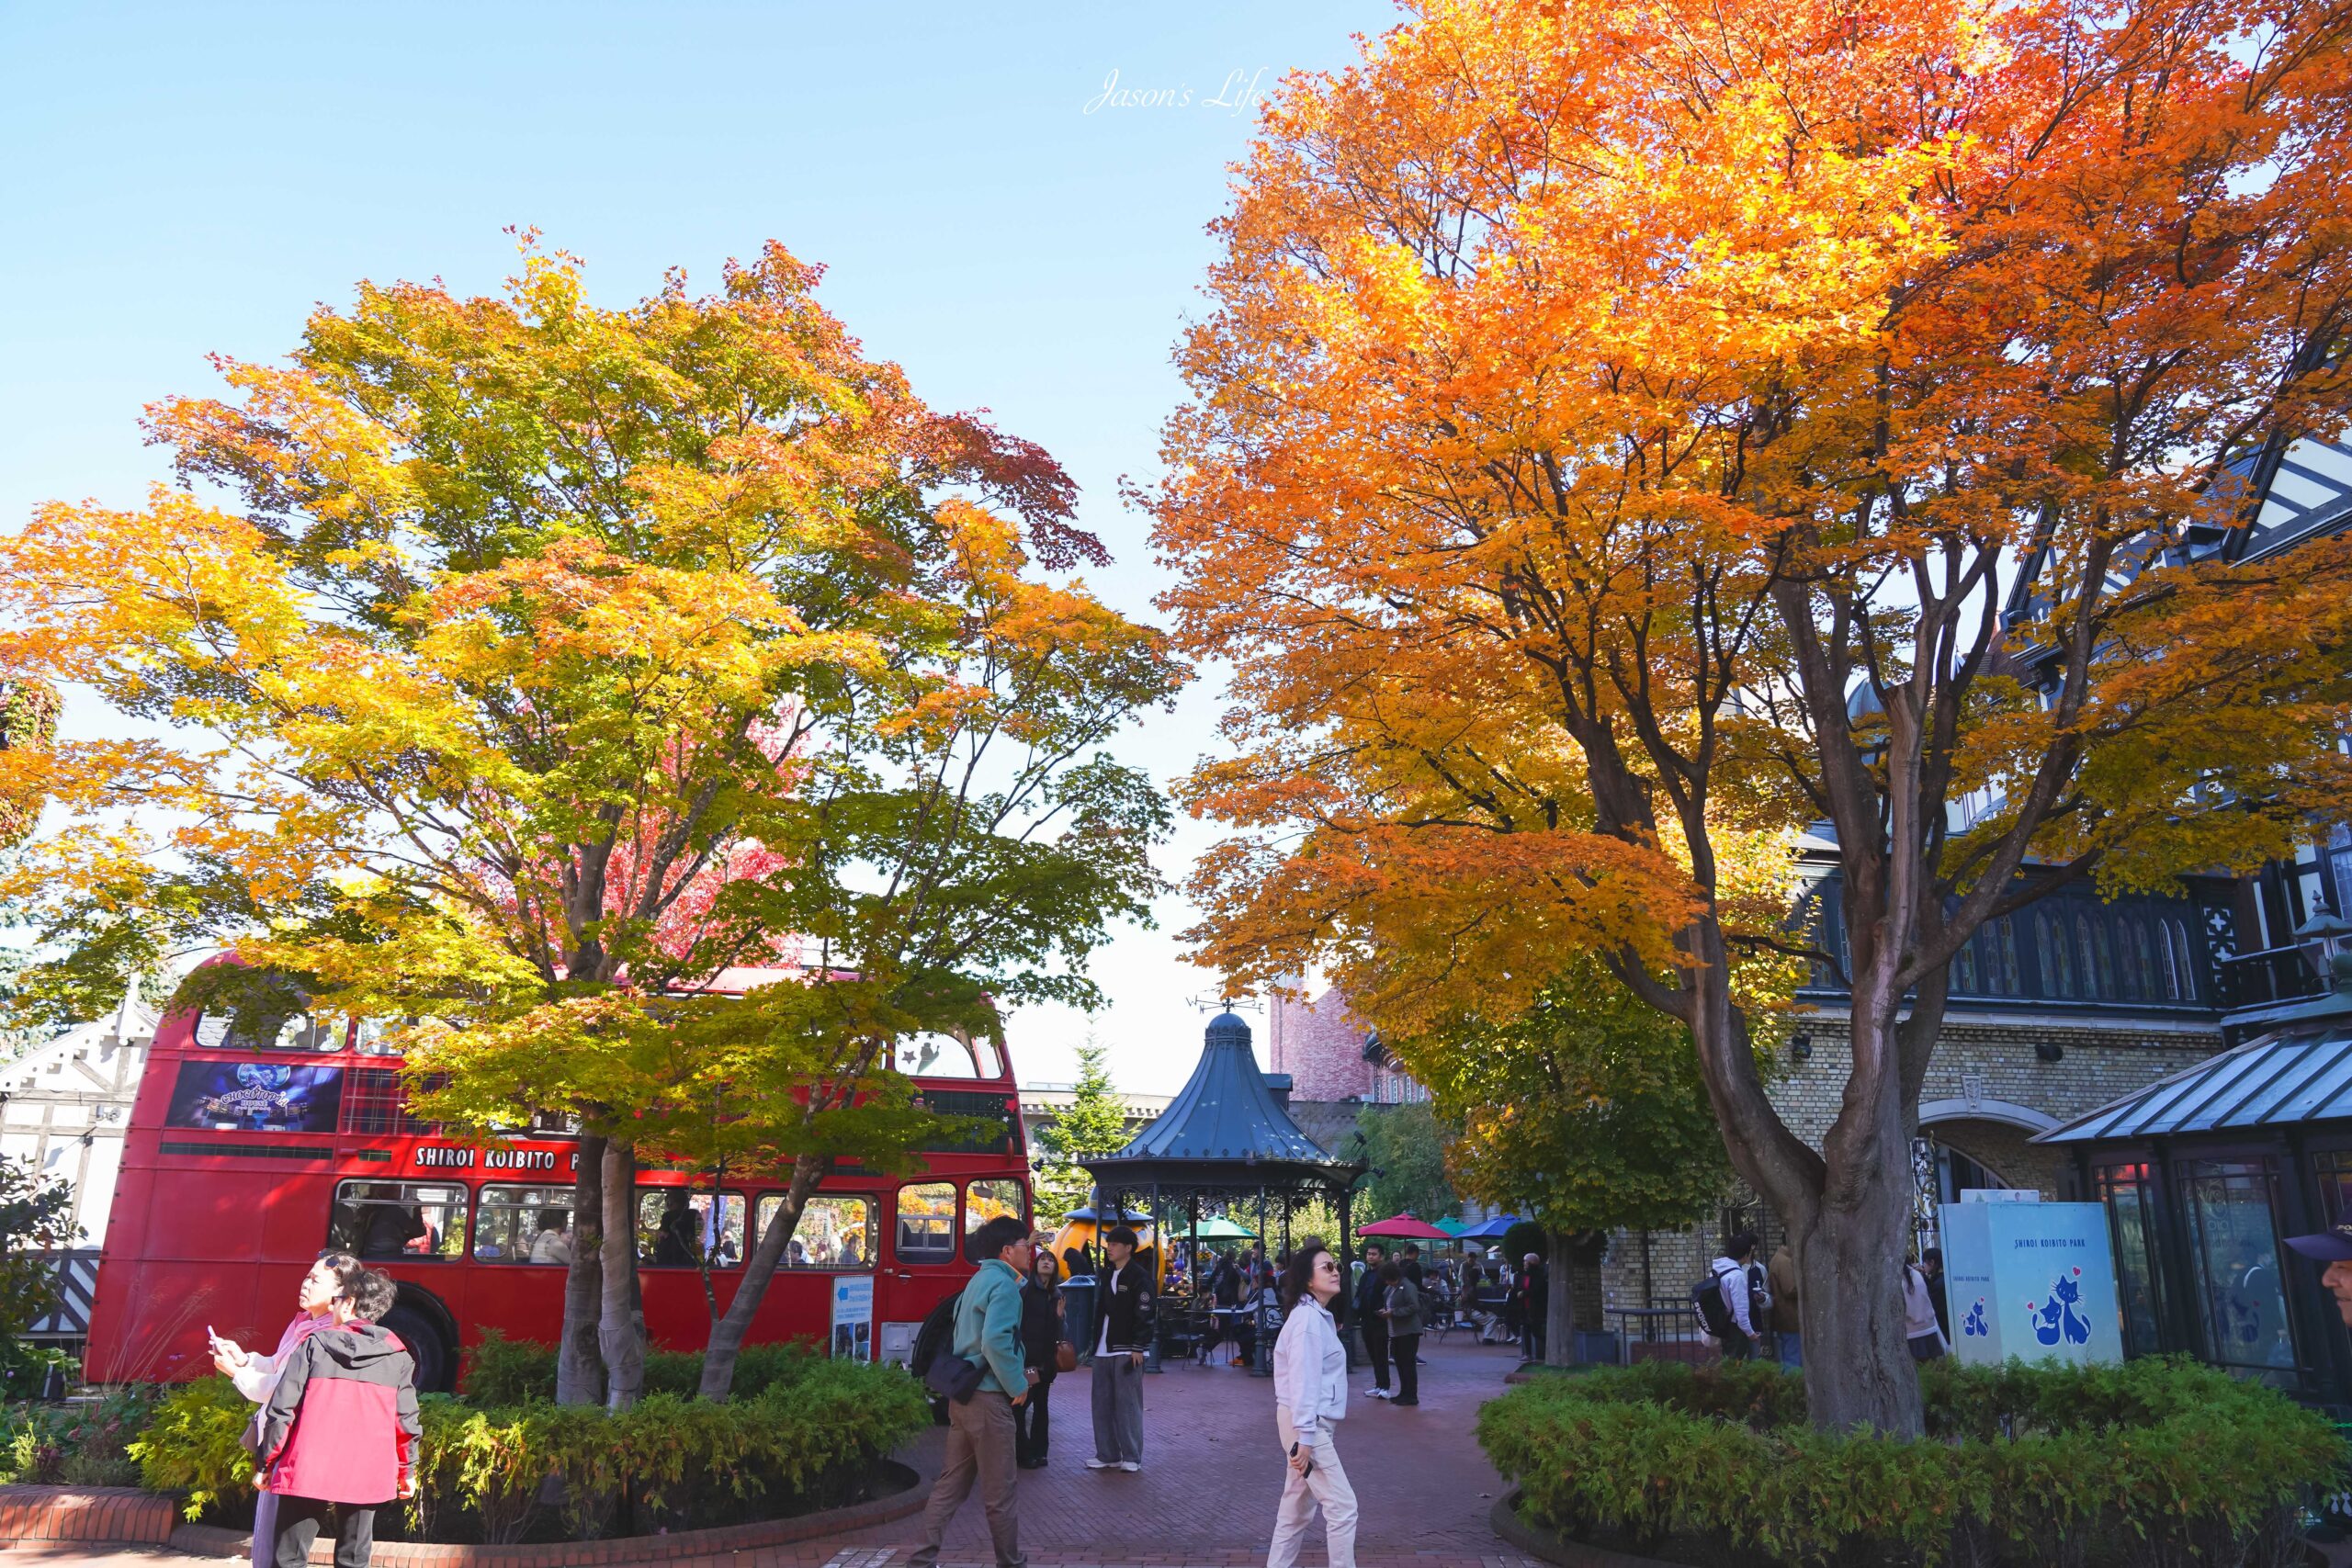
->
[1, 1387, 161, 1487]
[129, 1346, 929, 1544]
[1478, 1356, 2347, 1568]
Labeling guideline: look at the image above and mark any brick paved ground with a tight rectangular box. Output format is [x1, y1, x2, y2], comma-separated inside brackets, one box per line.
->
[813, 1334, 1537, 1568]
[23, 1337, 1536, 1568]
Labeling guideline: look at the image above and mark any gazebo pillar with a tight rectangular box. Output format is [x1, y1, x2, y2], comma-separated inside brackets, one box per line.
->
[1338, 1180, 1357, 1368]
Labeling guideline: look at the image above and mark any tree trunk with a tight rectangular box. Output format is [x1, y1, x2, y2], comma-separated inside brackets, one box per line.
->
[698, 1151, 826, 1401]
[598, 1141, 646, 1410]
[1680, 929, 1926, 1436]
[556, 1132, 606, 1406]
[1774, 1004, 1923, 1436]
[1544, 1228, 1576, 1368]
[1789, 1177, 1921, 1434]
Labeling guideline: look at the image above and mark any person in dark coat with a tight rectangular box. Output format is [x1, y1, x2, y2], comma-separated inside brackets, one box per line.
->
[1512, 1253, 1550, 1362]
[1354, 1243, 1393, 1398]
[1015, 1247, 1063, 1468]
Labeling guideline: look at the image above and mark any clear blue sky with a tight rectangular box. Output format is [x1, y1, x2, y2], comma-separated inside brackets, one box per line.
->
[0, 2, 1396, 1093]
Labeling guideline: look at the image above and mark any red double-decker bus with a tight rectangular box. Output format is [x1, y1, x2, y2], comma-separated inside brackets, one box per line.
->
[85, 967, 1031, 1392]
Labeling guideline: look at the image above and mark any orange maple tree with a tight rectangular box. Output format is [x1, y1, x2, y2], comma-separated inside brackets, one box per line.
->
[1151, 0, 2352, 1432]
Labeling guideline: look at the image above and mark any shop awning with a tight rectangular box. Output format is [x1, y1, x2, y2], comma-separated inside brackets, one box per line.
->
[2036, 1020, 2352, 1142]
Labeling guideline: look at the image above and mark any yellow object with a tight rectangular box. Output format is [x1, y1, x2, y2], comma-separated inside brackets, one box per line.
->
[1045, 1214, 1169, 1285]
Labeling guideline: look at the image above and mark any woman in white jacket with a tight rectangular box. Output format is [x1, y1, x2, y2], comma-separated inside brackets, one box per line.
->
[1268, 1239, 1355, 1568]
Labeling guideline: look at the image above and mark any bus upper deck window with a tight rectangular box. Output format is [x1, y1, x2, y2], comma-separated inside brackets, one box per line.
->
[197, 1005, 333, 1052]
[893, 1032, 1005, 1081]
[329, 1179, 467, 1262]
[897, 1182, 956, 1262]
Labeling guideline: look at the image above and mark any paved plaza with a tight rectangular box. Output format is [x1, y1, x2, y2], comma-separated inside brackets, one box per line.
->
[17, 1337, 1536, 1568]
[822, 1335, 1537, 1568]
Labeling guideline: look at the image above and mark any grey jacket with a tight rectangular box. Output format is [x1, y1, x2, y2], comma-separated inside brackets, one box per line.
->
[1385, 1278, 1425, 1337]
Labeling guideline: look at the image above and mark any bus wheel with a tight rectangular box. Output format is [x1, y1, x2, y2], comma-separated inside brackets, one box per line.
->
[381, 1303, 455, 1393]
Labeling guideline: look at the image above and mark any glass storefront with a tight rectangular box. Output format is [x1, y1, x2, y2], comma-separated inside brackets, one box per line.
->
[2179, 1158, 2301, 1387]
[2093, 1162, 2168, 1359]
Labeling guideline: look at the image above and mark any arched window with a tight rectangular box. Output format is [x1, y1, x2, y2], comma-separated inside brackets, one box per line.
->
[2170, 921, 2198, 1001]
[1954, 931, 1981, 993]
[2131, 919, 2157, 1000]
[1996, 918, 2021, 994]
[2158, 920, 2182, 998]
[2075, 914, 2102, 998]
[2089, 917, 2117, 999]
[2039, 912, 2074, 998]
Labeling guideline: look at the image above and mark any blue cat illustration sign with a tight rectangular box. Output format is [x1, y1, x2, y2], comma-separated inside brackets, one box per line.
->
[1939, 1201, 2122, 1367]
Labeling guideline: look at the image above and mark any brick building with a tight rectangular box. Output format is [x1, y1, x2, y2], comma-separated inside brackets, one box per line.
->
[1267, 981, 1428, 1107]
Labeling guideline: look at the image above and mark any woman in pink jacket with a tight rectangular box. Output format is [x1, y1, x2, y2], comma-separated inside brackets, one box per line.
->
[210, 1252, 365, 1568]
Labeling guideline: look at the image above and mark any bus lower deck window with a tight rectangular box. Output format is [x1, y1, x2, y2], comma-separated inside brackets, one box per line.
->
[476, 1185, 575, 1263]
[898, 1182, 956, 1261]
[330, 1180, 467, 1260]
[757, 1193, 876, 1269]
[636, 1188, 745, 1268]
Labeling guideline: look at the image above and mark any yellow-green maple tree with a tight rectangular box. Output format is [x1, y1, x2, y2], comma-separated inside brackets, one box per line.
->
[2, 238, 1178, 1405]
[1151, 0, 2352, 1433]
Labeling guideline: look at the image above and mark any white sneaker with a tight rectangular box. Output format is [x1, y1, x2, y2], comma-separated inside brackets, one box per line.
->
[1118, 1461, 1142, 1472]
[1086, 1458, 1114, 1470]
[1366, 1386, 1392, 1399]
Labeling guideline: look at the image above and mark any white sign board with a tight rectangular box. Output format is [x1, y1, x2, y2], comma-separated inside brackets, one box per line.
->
[830, 1275, 875, 1362]
[1939, 1201, 2122, 1367]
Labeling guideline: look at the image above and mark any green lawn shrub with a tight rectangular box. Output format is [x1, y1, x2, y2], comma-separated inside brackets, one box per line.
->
[130, 1349, 929, 1543]
[458, 1330, 818, 1404]
[1, 1386, 160, 1487]
[1478, 1356, 2346, 1567]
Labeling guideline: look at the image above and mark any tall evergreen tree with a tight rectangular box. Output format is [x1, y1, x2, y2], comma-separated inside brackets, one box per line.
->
[1035, 1038, 1130, 1221]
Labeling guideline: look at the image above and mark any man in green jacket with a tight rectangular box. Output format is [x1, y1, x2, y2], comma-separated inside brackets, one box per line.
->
[910, 1214, 1035, 1568]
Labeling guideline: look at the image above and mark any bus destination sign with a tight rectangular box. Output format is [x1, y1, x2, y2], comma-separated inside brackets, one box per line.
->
[412, 1145, 578, 1175]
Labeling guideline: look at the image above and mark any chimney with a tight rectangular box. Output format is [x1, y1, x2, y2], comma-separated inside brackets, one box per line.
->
[1264, 1072, 1293, 1109]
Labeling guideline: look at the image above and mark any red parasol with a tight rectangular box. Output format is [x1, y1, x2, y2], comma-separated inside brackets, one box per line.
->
[1355, 1213, 1453, 1239]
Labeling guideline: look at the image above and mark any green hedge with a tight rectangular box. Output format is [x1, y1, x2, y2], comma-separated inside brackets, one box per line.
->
[1479, 1357, 2346, 1567]
[130, 1352, 929, 1543]
[457, 1331, 820, 1405]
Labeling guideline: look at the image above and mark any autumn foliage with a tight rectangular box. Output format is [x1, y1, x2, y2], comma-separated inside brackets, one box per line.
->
[1151, 0, 2352, 1433]
[2, 237, 1177, 1404]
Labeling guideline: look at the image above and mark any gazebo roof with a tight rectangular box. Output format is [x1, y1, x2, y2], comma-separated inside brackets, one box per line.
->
[1083, 1010, 1361, 1191]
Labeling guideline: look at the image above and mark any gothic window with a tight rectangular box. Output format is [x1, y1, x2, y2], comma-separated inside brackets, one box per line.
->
[2090, 917, 2117, 999]
[1996, 918, 2021, 995]
[2171, 919, 2199, 1001]
[1954, 931, 1980, 993]
[2039, 912, 2075, 998]
[2077, 914, 2104, 999]
[2132, 919, 2157, 1000]
[2158, 920, 2183, 998]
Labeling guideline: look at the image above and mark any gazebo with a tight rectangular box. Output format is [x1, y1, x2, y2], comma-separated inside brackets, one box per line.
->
[1082, 1010, 1364, 1371]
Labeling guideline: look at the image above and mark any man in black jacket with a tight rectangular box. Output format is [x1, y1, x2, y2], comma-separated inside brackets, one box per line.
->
[1086, 1226, 1155, 1472]
[1354, 1242, 1393, 1399]
[1514, 1253, 1550, 1363]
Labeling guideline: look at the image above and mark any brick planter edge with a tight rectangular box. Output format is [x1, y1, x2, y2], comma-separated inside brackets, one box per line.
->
[0, 1483, 178, 1546]
[162, 1457, 930, 1565]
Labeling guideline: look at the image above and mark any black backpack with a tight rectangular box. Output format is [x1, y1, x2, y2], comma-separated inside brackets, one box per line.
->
[908, 1292, 961, 1381]
[1690, 1260, 1739, 1338]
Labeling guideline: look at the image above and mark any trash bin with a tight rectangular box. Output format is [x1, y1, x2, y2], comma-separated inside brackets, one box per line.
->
[1060, 1277, 1098, 1366]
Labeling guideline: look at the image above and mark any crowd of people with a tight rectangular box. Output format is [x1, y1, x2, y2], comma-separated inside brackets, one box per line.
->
[910, 1224, 1559, 1568]
[1693, 1229, 1953, 1366]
